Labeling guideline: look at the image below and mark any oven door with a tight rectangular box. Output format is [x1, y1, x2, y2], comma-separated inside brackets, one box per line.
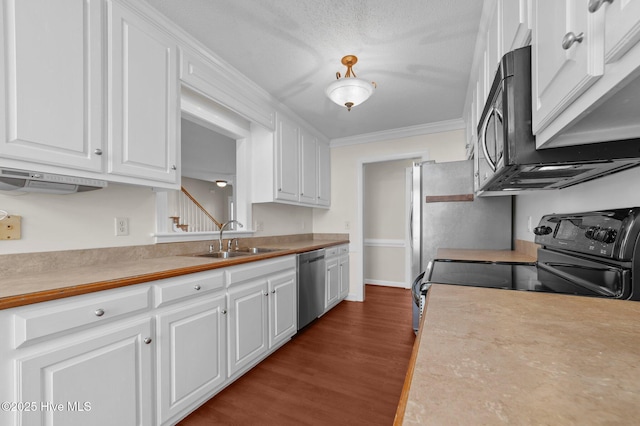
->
[537, 249, 631, 299]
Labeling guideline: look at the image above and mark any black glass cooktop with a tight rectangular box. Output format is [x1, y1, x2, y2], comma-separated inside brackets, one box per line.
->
[426, 259, 614, 297]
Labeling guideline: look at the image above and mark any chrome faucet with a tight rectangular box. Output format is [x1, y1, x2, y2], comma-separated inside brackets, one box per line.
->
[218, 220, 244, 251]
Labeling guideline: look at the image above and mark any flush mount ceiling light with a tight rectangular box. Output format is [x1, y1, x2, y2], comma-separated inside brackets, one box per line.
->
[326, 55, 376, 111]
[215, 180, 227, 187]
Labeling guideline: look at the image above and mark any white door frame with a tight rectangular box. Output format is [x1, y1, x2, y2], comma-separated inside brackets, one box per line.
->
[354, 151, 429, 302]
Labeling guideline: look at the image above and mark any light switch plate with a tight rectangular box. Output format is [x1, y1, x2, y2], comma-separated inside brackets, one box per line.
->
[0, 215, 22, 240]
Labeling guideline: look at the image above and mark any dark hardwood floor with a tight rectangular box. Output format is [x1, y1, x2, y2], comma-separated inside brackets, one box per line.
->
[178, 285, 415, 426]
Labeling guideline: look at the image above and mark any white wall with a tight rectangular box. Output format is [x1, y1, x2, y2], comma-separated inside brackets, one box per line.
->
[252, 203, 313, 236]
[0, 184, 156, 254]
[314, 129, 467, 300]
[514, 166, 640, 242]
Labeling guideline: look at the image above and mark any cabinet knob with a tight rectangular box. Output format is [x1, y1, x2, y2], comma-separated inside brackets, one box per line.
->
[263, 291, 269, 297]
[171, 165, 177, 170]
[194, 284, 201, 291]
[94, 308, 105, 317]
[271, 289, 276, 294]
[222, 309, 227, 315]
[562, 32, 584, 50]
[144, 337, 152, 344]
[588, 0, 613, 13]
[94, 148, 103, 155]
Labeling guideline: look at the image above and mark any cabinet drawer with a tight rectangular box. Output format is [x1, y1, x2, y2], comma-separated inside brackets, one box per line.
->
[338, 245, 349, 255]
[13, 286, 151, 348]
[154, 270, 225, 307]
[225, 256, 296, 287]
[325, 247, 339, 257]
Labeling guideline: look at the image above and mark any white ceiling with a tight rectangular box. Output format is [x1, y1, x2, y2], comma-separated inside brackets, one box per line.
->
[145, 0, 485, 140]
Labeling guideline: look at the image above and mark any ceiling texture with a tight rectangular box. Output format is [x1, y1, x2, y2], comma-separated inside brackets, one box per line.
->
[145, 0, 485, 140]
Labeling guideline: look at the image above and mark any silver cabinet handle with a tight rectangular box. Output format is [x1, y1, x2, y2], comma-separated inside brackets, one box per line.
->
[263, 291, 269, 297]
[562, 32, 584, 50]
[94, 308, 105, 317]
[94, 148, 103, 155]
[271, 289, 276, 294]
[222, 309, 227, 315]
[588, 0, 613, 13]
[144, 337, 152, 344]
[171, 165, 177, 170]
[194, 284, 201, 291]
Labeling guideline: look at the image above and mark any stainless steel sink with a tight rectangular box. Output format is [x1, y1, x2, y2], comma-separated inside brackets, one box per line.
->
[196, 251, 250, 259]
[236, 247, 282, 254]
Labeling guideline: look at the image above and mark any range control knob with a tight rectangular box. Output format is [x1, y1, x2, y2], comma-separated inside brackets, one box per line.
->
[585, 226, 598, 239]
[599, 229, 617, 244]
[533, 226, 552, 235]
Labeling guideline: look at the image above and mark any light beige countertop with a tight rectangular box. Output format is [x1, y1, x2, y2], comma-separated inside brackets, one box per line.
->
[397, 284, 640, 425]
[0, 237, 348, 310]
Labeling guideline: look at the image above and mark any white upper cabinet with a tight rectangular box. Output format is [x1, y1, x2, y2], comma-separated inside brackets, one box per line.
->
[603, 0, 640, 63]
[531, 0, 640, 148]
[299, 128, 318, 205]
[502, 0, 532, 53]
[317, 141, 331, 207]
[0, 0, 104, 172]
[275, 114, 300, 202]
[107, 0, 179, 186]
[531, 0, 605, 140]
[252, 112, 330, 208]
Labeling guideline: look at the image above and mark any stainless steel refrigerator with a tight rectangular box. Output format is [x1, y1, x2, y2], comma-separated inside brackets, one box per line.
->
[410, 160, 512, 329]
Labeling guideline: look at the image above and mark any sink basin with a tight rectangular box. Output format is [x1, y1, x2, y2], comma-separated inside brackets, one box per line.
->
[196, 251, 250, 259]
[236, 247, 282, 254]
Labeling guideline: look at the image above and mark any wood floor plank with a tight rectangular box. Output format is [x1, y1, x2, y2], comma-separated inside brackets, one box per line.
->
[178, 285, 415, 426]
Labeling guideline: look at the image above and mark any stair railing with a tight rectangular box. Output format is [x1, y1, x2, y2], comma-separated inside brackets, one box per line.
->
[170, 186, 222, 232]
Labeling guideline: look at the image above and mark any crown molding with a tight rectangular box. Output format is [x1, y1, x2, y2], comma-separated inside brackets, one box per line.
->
[329, 118, 465, 147]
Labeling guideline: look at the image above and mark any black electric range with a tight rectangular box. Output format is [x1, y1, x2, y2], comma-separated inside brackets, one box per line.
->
[412, 208, 640, 331]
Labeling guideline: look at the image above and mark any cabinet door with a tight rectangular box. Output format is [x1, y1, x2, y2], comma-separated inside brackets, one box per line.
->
[227, 280, 268, 377]
[531, 0, 604, 135]
[317, 141, 331, 207]
[603, 0, 640, 63]
[299, 128, 318, 205]
[325, 258, 340, 310]
[158, 293, 226, 424]
[268, 270, 297, 349]
[275, 115, 299, 201]
[502, 0, 531, 53]
[107, 1, 179, 186]
[339, 254, 350, 299]
[0, 0, 103, 171]
[16, 318, 153, 426]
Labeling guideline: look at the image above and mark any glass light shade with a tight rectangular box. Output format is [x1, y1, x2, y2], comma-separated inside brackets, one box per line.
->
[326, 77, 375, 110]
[215, 180, 227, 187]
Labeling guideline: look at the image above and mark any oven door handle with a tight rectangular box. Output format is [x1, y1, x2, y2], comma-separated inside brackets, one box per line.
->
[537, 261, 618, 297]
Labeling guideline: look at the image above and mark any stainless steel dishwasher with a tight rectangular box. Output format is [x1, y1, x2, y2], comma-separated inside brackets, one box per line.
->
[297, 249, 326, 330]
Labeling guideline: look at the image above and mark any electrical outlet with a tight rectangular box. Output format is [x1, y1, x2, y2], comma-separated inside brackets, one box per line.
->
[255, 221, 264, 232]
[115, 217, 129, 236]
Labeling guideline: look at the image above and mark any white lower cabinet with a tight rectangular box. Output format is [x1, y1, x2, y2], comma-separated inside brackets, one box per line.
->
[268, 270, 297, 349]
[325, 244, 349, 312]
[227, 279, 269, 378]
[325, 257, 340, 310]
[0, 255, 300, 426]
[16, 317, 154, 426]
[157, 293, 226, 425]
[226, 256, 297, 379]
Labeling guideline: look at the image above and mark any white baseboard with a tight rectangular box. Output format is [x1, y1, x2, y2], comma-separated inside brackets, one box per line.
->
[365, 279, 409, 289]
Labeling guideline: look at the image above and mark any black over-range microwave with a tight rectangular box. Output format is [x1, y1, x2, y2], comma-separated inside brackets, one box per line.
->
[476, 45, 640, 193]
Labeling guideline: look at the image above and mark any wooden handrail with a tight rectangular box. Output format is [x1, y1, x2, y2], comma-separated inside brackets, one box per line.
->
[180, 186, 223, 229]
